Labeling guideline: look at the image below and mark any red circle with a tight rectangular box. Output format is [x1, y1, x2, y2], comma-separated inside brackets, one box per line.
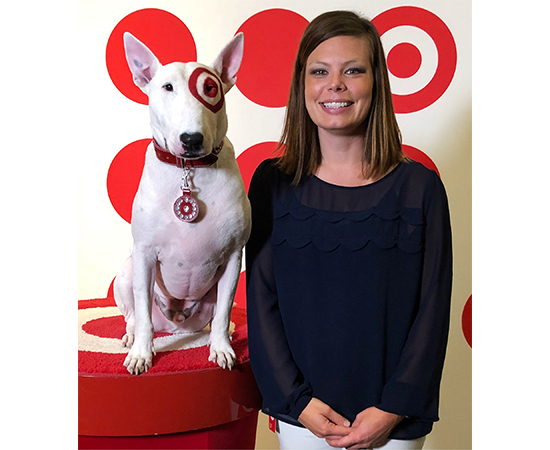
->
[402, 144, 440, 176]
[462, 295, 472, 348]
[372, 6, 457, 113]
[236, 141, 283, 193]
[387, 42, 422, 78]
[174, 193, 199, 222]
[106, 139, 150, 223]
[106, 8, 196, 105]
[236, 9, 309, 108]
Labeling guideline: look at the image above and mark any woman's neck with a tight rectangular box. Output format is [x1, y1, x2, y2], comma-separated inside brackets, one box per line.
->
[315, 131, 374, 187]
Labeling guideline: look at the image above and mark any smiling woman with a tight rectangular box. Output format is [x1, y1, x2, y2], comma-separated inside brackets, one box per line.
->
[276, 11, 402, 187]
[246, 10, 453, 450]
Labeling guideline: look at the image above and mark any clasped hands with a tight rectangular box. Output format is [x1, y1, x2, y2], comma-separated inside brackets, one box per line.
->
[298, 398, 403, 449]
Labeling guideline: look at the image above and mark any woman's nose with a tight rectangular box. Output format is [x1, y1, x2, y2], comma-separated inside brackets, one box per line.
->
[329, 73, 345, 91]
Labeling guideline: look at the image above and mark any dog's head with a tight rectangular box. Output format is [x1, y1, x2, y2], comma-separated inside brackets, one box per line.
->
[123, 32, 244, 159]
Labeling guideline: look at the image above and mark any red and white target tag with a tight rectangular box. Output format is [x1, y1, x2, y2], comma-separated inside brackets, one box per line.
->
[174, 189, 199, 222]
[268, 416, 277, 433]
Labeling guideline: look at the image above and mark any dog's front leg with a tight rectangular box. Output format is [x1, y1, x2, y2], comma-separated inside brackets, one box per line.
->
[208, 250, 242, 370]
[124, 244, 156, 375]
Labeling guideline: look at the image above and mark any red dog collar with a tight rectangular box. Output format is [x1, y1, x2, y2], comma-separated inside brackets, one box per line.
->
[153, 139, 224, 168]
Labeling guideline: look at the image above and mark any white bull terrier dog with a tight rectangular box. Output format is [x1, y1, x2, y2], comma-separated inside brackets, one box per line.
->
[113, 32, 251, 375]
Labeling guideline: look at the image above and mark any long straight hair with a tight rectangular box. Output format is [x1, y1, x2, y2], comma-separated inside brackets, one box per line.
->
[277, 11, 403, 185]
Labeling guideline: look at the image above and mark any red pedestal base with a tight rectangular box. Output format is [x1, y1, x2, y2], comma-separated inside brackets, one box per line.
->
[78, 411, 258, 449]
[78, 298, 262, 449]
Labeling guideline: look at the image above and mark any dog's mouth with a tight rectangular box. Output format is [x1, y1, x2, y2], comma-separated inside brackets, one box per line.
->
[180, 149, 206, 159]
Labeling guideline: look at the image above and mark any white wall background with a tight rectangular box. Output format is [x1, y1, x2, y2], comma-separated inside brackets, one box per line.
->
[78, 1, 471, 448]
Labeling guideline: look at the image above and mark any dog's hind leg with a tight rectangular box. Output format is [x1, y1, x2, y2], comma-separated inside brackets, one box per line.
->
[114, 256, 136, 348]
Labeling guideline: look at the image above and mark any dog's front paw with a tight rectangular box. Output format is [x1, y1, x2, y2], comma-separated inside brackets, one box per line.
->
[208, 336, 236, 370]
[124, 343, 154, 375]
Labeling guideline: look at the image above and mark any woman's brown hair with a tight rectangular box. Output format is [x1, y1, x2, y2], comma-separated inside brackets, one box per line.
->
[277, 10, 403, 185]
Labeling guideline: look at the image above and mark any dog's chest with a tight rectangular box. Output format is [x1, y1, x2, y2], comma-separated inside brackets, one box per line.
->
[152, 198, 243, 298]
[132, 154, 250, 297]
[138, 182, 246, 251]
[156, 218, 233, 265]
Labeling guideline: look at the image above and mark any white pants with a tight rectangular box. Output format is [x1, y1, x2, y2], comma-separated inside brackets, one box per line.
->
[277, 420, 426, 450]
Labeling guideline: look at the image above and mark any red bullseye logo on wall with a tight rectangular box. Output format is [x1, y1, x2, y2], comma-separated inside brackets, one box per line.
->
[372, 6, 457, 114]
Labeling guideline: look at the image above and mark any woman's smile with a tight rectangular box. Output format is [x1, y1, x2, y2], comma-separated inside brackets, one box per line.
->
[320, 100, 354, 112]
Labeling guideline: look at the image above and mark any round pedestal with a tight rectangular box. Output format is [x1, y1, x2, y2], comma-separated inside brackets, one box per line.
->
[78, 298, 262, 448]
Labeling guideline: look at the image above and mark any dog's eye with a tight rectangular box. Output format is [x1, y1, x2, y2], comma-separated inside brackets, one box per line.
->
[163, 83, 174, 92]
[203, 78, 218, 98]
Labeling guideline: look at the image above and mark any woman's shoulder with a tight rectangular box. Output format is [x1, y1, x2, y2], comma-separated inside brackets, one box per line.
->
[399, 159, 443, 190]
[250, 157, 293, 188]
[249, 158, 285, 201]
[253, 158, 281, 178]
[401, 158, 438, 178]
[396, 159, 449, 211]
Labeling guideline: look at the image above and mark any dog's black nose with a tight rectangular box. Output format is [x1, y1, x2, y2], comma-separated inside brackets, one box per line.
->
[180, 133, 204, 152]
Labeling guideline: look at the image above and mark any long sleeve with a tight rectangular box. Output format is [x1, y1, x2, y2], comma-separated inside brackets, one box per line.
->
[377, 170, 453, 422]
[246, 160, 313, 421]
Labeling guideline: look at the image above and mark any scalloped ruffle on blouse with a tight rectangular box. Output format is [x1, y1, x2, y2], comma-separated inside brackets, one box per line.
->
[272, 194, 424, 254]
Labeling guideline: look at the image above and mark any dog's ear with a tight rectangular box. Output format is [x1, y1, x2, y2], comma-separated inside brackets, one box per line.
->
[212, 33, 244, 92]
[123, 32, 160, 90]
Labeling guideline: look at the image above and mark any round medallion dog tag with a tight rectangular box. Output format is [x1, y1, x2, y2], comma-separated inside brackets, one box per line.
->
[174, 189, 199, 222]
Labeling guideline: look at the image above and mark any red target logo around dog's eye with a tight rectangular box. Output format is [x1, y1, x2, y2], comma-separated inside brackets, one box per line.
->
[189, 67, 224, 113]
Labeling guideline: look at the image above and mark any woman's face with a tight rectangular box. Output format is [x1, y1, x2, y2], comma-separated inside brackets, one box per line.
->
[304, 35, 374, 138]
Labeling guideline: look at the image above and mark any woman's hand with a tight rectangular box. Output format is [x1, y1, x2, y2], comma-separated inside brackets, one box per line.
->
[298, 398, 352, 439]
[325, 406, 403, 449]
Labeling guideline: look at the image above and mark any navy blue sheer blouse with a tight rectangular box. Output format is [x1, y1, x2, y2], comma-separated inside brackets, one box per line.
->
[245, 158, 452, 440]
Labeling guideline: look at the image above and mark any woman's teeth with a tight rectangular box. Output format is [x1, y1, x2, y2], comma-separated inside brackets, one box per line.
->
[321, 101, 352, 109]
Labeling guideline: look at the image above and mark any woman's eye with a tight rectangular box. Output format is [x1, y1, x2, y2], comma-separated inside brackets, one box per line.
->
[163, 83, 174, 92]
[310, 69, 327, 76]
[346, 68, 366, 75]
